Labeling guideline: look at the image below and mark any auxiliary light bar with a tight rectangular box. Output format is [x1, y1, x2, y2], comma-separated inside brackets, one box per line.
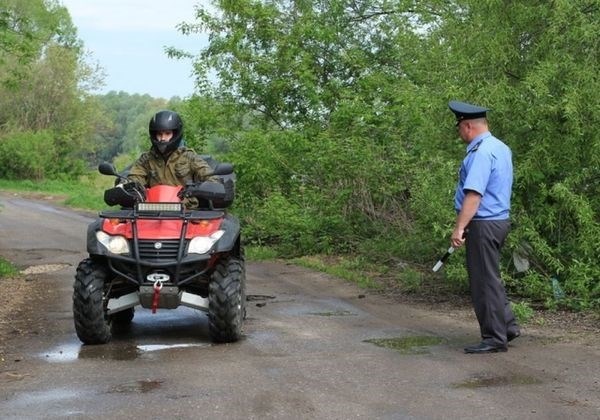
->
[136, 202, 183, 212]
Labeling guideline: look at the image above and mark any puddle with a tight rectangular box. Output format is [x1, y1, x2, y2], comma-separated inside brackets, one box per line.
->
[20, 263, 70, 275]
[78, 344, 142, 361]
[6, 388, 83, 406]
[364, 336, 445, 355]
[453, 373, 542, 388]
[309, 310, 357, 317]
[42, 342, 211, 362]
[43, 343, 82, 362]
[108, 379, 164, 394]
[137, 343, 210, 352]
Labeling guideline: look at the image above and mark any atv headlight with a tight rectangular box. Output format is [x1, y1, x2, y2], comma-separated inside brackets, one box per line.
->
[188, 230, 225, 255]
[96, 231, 130, 254]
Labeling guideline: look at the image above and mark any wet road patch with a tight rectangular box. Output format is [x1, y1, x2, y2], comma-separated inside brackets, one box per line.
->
[79, 344, 142, 361]
[364, 336, 445, 354]
[453, 373, 542, 388]
[43, 342, 211, 362]
[108, 379, 164, 394]
[309, 310, 357, 317]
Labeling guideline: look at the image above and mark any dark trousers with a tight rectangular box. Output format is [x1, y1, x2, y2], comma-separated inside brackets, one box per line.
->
[466, 219, 518, 346]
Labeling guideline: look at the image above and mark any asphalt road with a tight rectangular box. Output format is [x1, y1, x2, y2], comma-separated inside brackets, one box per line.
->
[0, 192, 599, 419]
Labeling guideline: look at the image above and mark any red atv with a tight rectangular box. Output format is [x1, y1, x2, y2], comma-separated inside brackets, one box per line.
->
[73, 161, 245, 344]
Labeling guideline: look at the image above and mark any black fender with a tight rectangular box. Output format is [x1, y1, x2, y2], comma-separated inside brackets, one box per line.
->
[86, 219, 108, 256]
[215, 214, 241, 255]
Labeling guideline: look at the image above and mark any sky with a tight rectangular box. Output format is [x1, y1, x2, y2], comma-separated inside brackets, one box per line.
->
[60, 0, 210, 99]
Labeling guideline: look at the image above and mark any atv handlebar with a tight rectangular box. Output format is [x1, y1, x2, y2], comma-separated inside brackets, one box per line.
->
[212, 162, 233, 176]
[181, 181, 227, 201]
[99, 161, 233, 209]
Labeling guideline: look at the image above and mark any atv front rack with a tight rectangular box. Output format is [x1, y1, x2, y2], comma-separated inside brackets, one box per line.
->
[100, 204, 224, 221]
[99, 206, 225, 286]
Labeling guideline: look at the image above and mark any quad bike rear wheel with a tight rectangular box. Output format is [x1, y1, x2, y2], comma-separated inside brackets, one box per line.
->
[73, 258, 112, 344]
[208, 256, 245, 343]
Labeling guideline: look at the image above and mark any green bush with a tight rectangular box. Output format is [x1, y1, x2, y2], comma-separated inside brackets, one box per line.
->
[440, 253, 470, 295]
[0, 130, 58, 179]
[242, 191, 318, 256]
[511, 301, 535, 325]
[245, 245, 279, 261]
[397, 268, 423, 293]
[0, 130, 88, 180]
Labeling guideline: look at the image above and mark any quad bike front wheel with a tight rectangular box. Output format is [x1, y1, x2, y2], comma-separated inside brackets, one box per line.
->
[111, 307, 134, 325]
[73, 258, 112, 344]
[208, 256, 246, 343]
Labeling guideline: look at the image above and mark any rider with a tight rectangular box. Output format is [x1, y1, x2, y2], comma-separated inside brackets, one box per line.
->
[127, 110, 218, 207]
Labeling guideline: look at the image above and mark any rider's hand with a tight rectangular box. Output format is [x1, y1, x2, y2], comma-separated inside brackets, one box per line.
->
[122, 181, 146, 203]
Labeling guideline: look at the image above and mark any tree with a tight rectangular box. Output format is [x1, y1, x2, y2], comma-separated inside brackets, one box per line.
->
[0, 0, 79, 87]
[0, 0, 106, 178]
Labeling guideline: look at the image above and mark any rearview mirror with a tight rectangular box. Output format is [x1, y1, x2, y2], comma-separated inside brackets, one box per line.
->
[98, 162, 118, 177]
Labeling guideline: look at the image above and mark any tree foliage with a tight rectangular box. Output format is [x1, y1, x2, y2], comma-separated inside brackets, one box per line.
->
[177, 0, 599, 309]
[0, 0, 106, 178]
[430, 0, 600, 310]
[0, 2, 177, 176]
[0, 0, 77, 85]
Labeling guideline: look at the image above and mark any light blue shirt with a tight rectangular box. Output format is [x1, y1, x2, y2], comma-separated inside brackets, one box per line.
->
[454, 131, 512, 220]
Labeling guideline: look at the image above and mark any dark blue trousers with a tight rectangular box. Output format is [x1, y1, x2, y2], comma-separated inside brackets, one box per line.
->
[466, 220, 518, 346]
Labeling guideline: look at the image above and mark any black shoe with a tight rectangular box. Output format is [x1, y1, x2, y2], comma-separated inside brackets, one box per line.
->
[507, 331, 521, 342]
[464, 342, 507, 354]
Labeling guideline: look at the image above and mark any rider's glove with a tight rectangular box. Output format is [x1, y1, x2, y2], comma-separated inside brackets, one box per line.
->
[121, 181, 146, 203]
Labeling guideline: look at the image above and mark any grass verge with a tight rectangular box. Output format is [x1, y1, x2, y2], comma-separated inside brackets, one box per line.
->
[0, 174, 111, 211]
[291, 255, 381, 290]
[0, 256, 17, 278]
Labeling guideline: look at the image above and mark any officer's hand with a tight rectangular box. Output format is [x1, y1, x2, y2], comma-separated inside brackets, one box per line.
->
[451, 228, 465, 248]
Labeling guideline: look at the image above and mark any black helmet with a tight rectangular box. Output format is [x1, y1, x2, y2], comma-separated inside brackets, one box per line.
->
[149, 110, 183, 156]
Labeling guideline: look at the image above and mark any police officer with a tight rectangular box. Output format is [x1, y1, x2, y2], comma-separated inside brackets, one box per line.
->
[127, 110, 217, 206]
[448, 100, 520, 354]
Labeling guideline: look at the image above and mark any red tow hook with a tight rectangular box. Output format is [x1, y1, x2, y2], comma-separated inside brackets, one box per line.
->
[151, 280, 163, 314]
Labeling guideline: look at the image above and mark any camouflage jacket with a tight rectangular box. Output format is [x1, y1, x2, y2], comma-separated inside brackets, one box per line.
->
[127, 147, 217, 187]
